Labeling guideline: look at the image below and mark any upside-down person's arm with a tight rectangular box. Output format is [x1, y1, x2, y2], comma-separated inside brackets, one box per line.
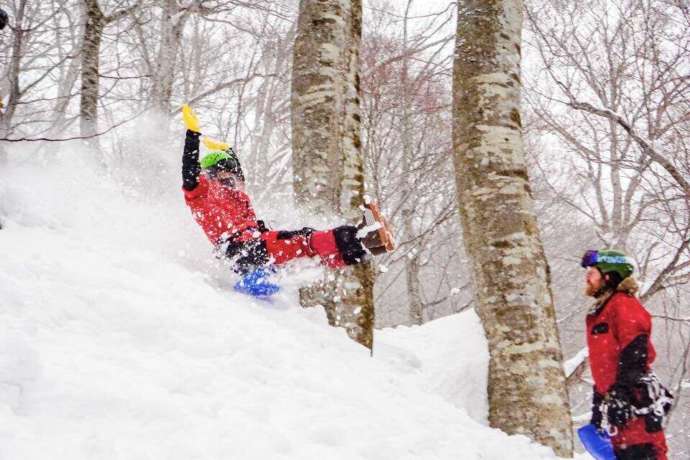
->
[182, 130, 201, 191]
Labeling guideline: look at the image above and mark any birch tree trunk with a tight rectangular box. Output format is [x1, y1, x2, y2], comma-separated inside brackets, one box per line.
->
[79, 0, 106, 154]
[400, 0, 424, 325]
[80, 0, 137, 155]
[53, 22, 82, 135]
[151, 0, 188, 114]
[292, 0, 375, 349]
[0, 0, 26, 165]
[453, 0, 573, 455]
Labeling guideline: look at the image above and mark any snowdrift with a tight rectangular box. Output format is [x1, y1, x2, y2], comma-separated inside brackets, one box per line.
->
[1, 146, 569, 459]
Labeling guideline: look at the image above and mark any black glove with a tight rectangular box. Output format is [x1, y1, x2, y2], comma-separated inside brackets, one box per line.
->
[591, 389, 604, 429]
[606, 383, 635, 427]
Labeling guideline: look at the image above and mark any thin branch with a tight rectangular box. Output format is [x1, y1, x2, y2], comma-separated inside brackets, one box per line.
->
[171, 73, 277, 113]
[0, 110, 145, 142]
[568, 101, 690, 199]
[652, 314, 690, 323]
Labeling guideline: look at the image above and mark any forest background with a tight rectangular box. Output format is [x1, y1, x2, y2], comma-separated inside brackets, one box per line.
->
[0, 0, 688, 455]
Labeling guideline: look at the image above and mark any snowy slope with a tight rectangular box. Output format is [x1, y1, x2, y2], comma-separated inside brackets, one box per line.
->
[1, 148, 569, 459]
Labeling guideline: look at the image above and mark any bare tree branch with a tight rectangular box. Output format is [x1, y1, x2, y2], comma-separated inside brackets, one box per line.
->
[568, 100, 690, 199]
[0, 110, 144, 142]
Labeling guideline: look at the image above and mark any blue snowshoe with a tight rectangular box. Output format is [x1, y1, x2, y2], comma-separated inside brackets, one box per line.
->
[577, 424, 616, 460]
[233, 267, 280, 298]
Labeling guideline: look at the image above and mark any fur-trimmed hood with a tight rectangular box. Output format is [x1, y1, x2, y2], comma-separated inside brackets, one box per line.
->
[616, 276, 639, 296]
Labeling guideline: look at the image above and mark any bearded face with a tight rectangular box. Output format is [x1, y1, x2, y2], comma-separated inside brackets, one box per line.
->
[584, 267, 604, 297]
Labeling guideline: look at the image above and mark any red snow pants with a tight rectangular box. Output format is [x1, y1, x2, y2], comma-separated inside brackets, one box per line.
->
[611, 417, 668, 460]
[260, 229, 346, 268]
[220, 225, 367, 274]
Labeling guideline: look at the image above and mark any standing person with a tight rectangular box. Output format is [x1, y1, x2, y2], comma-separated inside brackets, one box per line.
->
[179, 104, 394, 296]
[581, 249, 672, 460]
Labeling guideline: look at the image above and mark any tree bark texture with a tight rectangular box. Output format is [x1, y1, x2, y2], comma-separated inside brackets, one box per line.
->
[291, 0, 374, 349]
[53, 40, 83, 135]
[151, 0, 188, 114]
[0, 0, 26, 164]
[80, 0, 136, 151]
[1, 0, 26, 131]
[400, 1, 424, 325]
[452, 0, 573, 456]
[80, 0, 105, 141]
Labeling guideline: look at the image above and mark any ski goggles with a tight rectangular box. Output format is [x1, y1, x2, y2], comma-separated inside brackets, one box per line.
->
[208, 157, 244, 181]
[580, 250, 599, 268]
[580, 250, 630, 268]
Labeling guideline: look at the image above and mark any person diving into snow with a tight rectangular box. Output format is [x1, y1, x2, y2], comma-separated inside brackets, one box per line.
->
[180, 104, 394, 297]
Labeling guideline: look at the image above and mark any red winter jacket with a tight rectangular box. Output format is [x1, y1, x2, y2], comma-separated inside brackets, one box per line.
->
[586, 277, 668, 459]
[183, 175, 258, 244]
[586, 279, 656, 395]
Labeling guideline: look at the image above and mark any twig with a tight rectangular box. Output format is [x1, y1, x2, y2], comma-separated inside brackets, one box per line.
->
[170, 73, 277, 114]
[568, 101, 690, 199]
[652, 314, 690, 323]
[0, 110, 145, 143]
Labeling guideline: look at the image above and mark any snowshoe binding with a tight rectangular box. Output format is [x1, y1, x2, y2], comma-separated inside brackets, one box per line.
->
[357, 202, 396, 256]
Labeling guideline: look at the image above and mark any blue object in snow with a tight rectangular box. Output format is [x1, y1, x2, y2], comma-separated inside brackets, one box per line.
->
[578, 424, 616, 460]
[233, 267, 280, 298]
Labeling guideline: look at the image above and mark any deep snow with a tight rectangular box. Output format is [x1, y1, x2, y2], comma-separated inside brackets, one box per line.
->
[1, 145, 575, 459]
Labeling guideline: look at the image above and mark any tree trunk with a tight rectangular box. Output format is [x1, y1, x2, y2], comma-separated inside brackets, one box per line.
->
[453, 0, 573, 456]
[151, 0, 188, 114]
[0, 0, 26, 164]
[53, 40, 82, 135]
[292, 0, 374, 349]
[79, 0, 136, 156]
[400, 0, 424, 326]
[1, 0, 26, 126]
[80, 0, 105, 149]
[404, 230, 424, 325]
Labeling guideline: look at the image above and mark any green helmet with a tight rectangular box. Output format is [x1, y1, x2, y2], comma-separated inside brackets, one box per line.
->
[200, 149, 244, 181]
[581, 249, 634, 280]
[200, 151, 232, 169]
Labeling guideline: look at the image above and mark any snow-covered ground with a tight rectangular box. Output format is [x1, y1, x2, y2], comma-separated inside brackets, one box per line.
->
[1, 146, 575, 459]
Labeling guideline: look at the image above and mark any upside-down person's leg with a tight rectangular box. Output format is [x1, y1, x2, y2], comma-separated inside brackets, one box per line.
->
[262, 229, 338, 268]
[261, 226, 368, 269]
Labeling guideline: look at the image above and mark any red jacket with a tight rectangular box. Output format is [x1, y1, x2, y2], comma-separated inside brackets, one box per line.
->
[586, 282, 668, 457]
[586, 283, 656, 395]
[183, 175, 258, 244]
